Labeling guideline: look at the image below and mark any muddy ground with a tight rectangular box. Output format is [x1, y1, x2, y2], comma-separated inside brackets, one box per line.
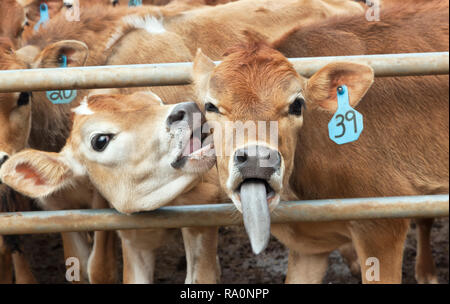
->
[19, 216, 448, 284]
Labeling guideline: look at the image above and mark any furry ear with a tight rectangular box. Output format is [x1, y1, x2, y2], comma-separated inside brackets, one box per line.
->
[14, 45, 40, 65]
[35, 40, 89, 68]
[304, 62, 374, 112]
[193, 48, 215, 80]
[0, 150, 74, 198]
[192, 49, 216, 102]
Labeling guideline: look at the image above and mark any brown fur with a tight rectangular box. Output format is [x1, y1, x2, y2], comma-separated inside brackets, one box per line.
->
[275, 0, 448, 284]
[0, 0, 26, 48]
[193, 0, 448, 283]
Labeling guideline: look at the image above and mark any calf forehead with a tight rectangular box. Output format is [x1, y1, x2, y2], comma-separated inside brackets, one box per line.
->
[211, 43, 301, 119]
[71, 94, 164, 135]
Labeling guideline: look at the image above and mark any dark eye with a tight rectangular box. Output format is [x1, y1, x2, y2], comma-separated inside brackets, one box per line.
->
[288, 97, 305, 116]
[17, 92, 30, 107]
[91, 134, 114, 152]
[205, 102, 220, 114]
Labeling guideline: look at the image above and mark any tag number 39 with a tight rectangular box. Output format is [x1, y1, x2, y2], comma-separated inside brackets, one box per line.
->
[334, 110, 357, 138]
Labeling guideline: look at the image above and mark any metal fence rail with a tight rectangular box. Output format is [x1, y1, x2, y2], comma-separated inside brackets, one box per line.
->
[0, 52, 448, 93]
[0, 195, 447, 235]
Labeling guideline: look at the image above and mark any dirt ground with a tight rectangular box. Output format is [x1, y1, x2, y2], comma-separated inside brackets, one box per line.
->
[19, 216, 448, 284]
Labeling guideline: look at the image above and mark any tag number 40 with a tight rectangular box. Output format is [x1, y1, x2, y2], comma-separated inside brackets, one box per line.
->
[334, 110, 357, 138]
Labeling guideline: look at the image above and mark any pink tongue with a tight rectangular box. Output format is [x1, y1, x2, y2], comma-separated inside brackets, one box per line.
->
[183, 136, 202, 155]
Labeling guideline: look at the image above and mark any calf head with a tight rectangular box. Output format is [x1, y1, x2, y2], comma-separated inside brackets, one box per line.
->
[0, 38, 31, 192]
[193, 42, 374, 253]
[0, 92, 215, 213]
[0, 38, 89, 184]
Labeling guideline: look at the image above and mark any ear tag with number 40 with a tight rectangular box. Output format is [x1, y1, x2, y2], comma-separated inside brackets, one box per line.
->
[46, 55, 77, 104]
[129, 0, 143, 6]
[34, 3, 50, 32]
[328, 85, 363, 145]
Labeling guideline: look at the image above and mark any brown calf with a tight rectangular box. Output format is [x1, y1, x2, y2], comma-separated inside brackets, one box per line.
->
[0, 92, 221, 283]
[192, 0, 448, 283]
[273, 0, 449, 284]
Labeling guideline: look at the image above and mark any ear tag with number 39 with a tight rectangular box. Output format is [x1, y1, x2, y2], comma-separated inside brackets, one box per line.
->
[34, 3, 50, 32]
[328, 85, 363, 145]
[46, 55, 77, 104]
[129, 0, 143, 6]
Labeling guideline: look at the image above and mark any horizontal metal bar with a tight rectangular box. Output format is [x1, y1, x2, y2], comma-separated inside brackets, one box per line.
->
[0, 195, 447, 235]
[0, 52, 447, 93]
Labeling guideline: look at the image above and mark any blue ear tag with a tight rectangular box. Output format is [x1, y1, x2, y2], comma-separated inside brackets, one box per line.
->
[328, 85, 363, 144]
[128, 0, 142, 6]
[34, 3, 50, 32]
[46, 55, 77, 104]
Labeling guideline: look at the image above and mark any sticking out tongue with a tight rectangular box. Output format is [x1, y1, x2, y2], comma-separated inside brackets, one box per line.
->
[183, 135, 202, 155]
[240, 180, 271, 254]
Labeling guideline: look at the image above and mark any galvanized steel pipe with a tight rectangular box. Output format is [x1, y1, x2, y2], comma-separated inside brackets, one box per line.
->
[0, 52, 448, 93]
[0, 195, 447, 235]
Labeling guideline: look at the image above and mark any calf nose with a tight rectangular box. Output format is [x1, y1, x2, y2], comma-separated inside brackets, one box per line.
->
[234, 145, 281, 180]
[0, 154, 9, 184]
[167, 102, 205, 129]
[0, 154, 9, 168]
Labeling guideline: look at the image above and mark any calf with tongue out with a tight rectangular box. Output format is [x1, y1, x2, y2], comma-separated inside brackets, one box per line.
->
[234, 145, 281, 254]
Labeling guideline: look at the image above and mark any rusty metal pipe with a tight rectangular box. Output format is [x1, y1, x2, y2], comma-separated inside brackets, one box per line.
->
[0, 52, 448, 93]
[0, 195, 447, 235]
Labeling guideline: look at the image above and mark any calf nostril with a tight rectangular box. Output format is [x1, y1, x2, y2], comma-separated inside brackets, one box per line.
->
[261, 150, 271, 160]
[0, 155, 9, 168]
[167, 110, 186, 126]
[235, 152, 248, 165]
[274, 151, 281, 168]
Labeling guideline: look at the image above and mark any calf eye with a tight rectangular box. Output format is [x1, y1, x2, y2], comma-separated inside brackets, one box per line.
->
[17, 92, 30, 107]
[205, 102, 220, 114]
[91, 134, 114, 152]
[288, 97, 305, 116]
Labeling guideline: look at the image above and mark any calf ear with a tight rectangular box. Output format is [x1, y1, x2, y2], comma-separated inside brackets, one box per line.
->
[0, 150, 74, 198]
[304, 62, 374, 112]
[35, 40, 89, 68]
[15, 45, 40, 65]
[192, 49, 216, 100]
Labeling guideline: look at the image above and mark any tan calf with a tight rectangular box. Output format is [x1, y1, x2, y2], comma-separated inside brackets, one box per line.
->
[0, 92, 221, 283]
[192, 1, 448, 283]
